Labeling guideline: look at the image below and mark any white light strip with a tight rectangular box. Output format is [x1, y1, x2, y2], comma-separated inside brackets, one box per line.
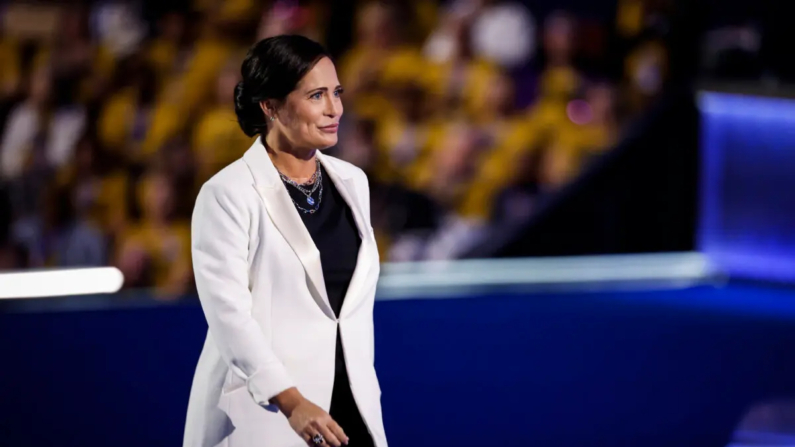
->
[377, 252, 716, 299]
[0, 267, 125, 299]
[0, 253, 714, 301]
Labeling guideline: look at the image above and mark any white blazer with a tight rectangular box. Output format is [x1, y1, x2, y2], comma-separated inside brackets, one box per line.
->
[183, 138, 386, 447]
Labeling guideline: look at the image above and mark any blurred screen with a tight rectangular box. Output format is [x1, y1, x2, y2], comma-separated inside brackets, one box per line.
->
[698, 91, 795, 282]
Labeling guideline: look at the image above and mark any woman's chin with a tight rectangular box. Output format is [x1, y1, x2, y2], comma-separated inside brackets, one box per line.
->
[314, 135, 339, 149]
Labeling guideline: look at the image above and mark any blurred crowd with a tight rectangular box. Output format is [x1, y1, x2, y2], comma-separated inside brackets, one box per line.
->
[0, 0, 670, 298]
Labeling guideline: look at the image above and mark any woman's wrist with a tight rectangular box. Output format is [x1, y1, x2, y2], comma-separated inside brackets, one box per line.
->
[270, 387, 303, 417]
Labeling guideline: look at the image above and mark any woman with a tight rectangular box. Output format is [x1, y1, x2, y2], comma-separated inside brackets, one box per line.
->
[184, 35, 386, 447]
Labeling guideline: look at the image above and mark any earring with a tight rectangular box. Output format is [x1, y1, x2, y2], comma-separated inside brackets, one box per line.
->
[269, 116, 275, 122]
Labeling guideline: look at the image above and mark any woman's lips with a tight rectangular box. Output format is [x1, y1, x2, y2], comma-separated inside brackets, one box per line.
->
[319, 124, 339, 133]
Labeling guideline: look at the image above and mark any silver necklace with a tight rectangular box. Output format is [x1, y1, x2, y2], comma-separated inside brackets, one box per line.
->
[289, 181, 323, 214]
[286, 171, 321, 198]
[279, 159, 320, 189]
[278, 158, 323, 212]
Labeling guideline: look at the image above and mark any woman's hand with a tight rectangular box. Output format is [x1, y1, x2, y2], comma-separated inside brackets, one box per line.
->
[290, 399, 349, 447]
[271, 388, 349, 447]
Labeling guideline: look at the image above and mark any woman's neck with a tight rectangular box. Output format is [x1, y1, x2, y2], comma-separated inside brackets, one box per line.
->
[264, 133, 317, 182]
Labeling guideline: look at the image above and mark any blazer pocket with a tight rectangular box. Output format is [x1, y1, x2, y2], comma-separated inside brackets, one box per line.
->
[220, 368, 247, 395]
[215, 384, 247, 444]
[217, 381, 294, 445]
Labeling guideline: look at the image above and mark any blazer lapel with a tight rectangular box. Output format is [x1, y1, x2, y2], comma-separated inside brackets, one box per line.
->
[242, 139, 334, 319]
[318, 153, 374, 317]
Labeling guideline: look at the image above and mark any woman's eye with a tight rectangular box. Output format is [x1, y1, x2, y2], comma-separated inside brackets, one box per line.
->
[310, 92, 323, 100]
[334, 89, 344, 98]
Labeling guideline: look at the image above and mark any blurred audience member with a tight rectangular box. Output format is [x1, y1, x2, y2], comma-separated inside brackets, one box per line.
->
[535, 11, 582, 105]
[0, 35, 21, 101]
[373, 83, 443, 186]
[540, 81, 618, 188]
[146, 10, 190, 82]
[456, 73, 534, 223]
[257, 0, 326, 43]
[98, 55, 183, 163]
[192, 58, 252, 183]
[389, 120, 481, 261]
[52, 190, 108, 268]
[49, 135, 109, 267]
[1, 64, 86, 181]
[156, 136, 199, 219]
[423, 5, 500, 121]
[340, 2, 425, 120]
[194, 0, 260, 27]
[49, 7, 96, 85]
[115, 171, 191, 298]
[336, 118, 378, 177]
[623, 36, 667, 113]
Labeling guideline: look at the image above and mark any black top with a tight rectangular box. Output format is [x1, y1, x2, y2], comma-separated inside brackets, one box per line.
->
[283, 164, 361, 375]
[282, 164, 374, 446]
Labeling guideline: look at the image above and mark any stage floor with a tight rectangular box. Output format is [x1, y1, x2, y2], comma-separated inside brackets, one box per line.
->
[2, 282, 794, 447]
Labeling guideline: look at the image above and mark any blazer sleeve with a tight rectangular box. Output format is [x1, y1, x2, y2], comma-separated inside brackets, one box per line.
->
[192, 182, 294, 410]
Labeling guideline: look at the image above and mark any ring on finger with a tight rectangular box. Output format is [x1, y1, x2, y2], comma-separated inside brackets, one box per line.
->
[312, 433, 325, 446]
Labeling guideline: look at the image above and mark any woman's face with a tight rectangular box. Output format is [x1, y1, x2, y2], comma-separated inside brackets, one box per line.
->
[268, 57, 344, 151]
[142, 174, 175, 222]
[357, 3, 395, 48]
[29, 66, 52, 104]
[484, 74, 514, 115]
[543, 13, 575, 61]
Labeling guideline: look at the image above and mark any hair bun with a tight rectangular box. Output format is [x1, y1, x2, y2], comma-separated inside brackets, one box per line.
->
[234, 81, 246, 103]
[234, 81, 265, 138]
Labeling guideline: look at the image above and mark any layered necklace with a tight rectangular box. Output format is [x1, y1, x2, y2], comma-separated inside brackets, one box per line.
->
[278, 158, 323, 214]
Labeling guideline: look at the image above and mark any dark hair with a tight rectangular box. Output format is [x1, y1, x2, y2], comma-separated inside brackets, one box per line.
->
[234, 35, 330, 137]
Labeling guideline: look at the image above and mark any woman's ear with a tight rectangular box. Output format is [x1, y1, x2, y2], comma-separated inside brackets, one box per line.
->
[259, 100, 276, 121]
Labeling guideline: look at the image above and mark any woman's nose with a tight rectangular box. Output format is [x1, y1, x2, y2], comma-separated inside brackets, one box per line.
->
[325, 97, 342, 117]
